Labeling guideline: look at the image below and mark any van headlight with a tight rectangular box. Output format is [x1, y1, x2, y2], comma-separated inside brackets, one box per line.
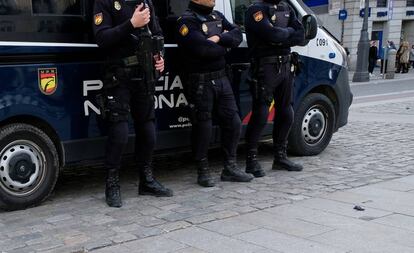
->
[332, 40, 348, 68]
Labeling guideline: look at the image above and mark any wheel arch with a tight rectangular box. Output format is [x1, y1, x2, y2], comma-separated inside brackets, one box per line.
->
[301, 85, 339, 130]
[0, 116, 65, 169]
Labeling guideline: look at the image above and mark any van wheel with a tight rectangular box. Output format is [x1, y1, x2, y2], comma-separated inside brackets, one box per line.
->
[289, 93, 335, 156]
[0, 124, 59, 211]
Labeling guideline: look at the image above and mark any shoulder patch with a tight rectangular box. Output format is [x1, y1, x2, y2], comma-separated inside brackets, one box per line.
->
[253, 11, 263, 22]
[94, 12, 103, 26]
[114, 1, 122, 11]
[179, 24, 189, 36]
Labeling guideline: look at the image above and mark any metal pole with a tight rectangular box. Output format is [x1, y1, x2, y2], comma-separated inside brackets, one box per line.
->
[352, 0, 370, 82]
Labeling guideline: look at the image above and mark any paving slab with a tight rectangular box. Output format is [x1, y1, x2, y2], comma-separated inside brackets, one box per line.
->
[295, 197, 392, 219]
[373, 214, 414, 232]
[366, 180, 414, 192]
[119, 236, 187, 253]
[165, 227, 265, 253]
[172, 247, 209, 253]
[322, 188, 414, 215]
[308, 228, 414, 253]
[234, 228, 346, 253]
[233, 211, 334, 238]
[198, 217, 259, 236]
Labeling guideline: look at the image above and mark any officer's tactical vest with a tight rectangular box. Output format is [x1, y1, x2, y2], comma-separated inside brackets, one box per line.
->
[267, 1, 290, 28]
[254, 1, 290, 50]
[184, 10, 223, 37]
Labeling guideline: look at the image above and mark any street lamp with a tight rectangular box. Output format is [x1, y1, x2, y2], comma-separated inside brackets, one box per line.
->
[352, 0, 370, 82]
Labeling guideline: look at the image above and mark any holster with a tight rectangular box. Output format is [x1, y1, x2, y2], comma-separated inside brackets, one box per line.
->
[95, 92, 130, 122]
[247, 60, 260, 100]
[290, 52, 302, 76]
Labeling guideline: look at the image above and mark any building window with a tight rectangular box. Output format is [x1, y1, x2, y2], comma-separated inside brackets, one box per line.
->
[377, 0, 387, 8]
[407, 0, 414, 7]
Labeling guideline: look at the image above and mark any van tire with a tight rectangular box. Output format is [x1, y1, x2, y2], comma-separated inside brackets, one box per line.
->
[289, 93, 335, 156]
[0, 123, 59, 211]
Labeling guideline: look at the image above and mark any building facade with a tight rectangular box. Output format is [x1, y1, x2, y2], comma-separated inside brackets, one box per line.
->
[306, 0, 414, 70]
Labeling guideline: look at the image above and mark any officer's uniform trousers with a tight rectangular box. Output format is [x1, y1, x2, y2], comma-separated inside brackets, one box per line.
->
[105, 67, 156, 170]
[188, 71, 241, 162]
[246, 57, 295, 151]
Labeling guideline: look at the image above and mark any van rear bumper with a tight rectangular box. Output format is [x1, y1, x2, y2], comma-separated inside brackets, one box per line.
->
[334, 67, 353, 131]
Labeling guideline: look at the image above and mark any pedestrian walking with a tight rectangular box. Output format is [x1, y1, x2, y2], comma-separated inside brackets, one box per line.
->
[398, 41, 410, 73]
[409, 44, 414, 69]
[93, 0, 173, 207]
[176, 0, 254, 187]
[368, 41, 378, 76]
[244, 0, 305, 173]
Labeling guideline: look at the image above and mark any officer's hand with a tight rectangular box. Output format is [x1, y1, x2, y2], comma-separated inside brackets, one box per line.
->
[154, 55, 165, 73]
[207, 35, 220, 43]
[130, 3, 150, 28]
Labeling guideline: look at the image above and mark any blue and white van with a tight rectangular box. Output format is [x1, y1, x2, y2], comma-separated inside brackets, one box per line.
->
[0, 0, 352, 210]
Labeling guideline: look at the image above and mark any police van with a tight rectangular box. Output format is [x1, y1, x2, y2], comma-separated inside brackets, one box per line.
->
[0, 0, 352, 210]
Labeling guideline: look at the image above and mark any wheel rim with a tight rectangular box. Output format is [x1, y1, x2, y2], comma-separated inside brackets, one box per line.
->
[301, 105, 328, 146]
[0, 140, 46, 197]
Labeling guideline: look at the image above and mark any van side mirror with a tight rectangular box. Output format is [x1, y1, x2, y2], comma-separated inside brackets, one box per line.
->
[302, 14, 318, 40]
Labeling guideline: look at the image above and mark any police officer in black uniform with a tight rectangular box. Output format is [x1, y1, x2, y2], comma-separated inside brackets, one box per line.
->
[93, 0, 173, 208]
[176, 0, 253, 187]
[244, 0, 305, 174]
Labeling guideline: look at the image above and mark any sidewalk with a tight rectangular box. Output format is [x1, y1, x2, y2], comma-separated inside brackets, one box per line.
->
[94, 175, 414, 253]
[349, 67, 414, 85]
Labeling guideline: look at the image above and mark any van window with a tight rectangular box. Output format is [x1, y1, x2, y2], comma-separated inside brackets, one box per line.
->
[230, 0, 251, 29]
[32, 0, 82, 15]
[0, 0, 93, 43]
[153, 0, 190, 44]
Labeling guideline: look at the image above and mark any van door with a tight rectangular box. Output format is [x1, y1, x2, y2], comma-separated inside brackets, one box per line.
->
[151, 0, 193, 149]
[225, 0, 309, 132]
[225, 0, 257, 126]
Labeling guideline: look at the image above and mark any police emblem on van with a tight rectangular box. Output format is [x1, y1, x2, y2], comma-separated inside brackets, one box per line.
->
[38, 68, 58, 95]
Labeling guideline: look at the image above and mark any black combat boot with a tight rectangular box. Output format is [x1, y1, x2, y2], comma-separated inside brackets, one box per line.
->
[221, 160, 254, 182]
[138, 164, 173, 197]
[197, 159, 215, 187]
[272, 143, 303, 171]
[105, 168, 122, 208]
[245, 150, 266, 178]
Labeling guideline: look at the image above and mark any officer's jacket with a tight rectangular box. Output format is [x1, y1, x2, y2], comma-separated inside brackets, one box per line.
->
[245, 0, 304, 58]
[176, 2, 243, 73]
[93, 0, 162, 59]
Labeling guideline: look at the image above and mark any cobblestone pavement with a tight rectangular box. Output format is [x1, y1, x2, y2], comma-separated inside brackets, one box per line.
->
[1, 96, 414, 253]
[352, 100, 414, 115]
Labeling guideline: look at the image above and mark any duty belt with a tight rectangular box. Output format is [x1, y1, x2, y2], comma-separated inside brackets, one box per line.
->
[189, 69, 226, 82]
[258, 55, 291, 65]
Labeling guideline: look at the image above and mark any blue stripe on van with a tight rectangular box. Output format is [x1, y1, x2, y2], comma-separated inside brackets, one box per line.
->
[0, 46, 344, 144]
